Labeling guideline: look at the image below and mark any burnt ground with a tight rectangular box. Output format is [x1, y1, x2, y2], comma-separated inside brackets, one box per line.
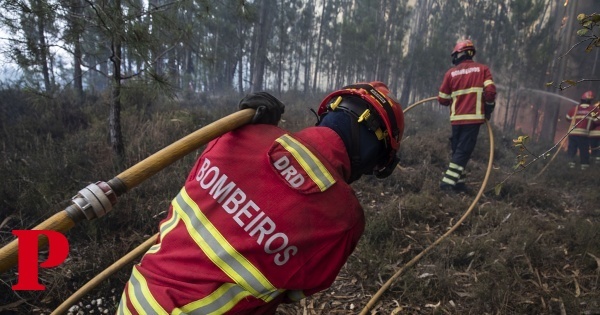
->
[274, 123, 600, 315]
[1, 101, 600, 315]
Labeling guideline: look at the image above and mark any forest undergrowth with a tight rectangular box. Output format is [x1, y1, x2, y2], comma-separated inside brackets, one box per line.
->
[1, 89, 599, 315]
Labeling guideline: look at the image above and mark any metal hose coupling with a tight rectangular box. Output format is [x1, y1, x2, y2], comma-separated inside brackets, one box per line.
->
[67, 181, 118, 221]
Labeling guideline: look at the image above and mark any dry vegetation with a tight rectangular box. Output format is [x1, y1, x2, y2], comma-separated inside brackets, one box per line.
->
[1, 89, 599, 315]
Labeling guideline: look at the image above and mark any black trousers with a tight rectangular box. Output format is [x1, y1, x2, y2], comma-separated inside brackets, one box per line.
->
[567, 135, 590, 164]
[590, 137, 600, 158]
[450, 124, 481, 168]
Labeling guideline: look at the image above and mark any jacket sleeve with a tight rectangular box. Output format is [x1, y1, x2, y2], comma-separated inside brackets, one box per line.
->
[482, 66, 496, 103]
[566, 107, 575, 121]
[438, 71, 452, 106]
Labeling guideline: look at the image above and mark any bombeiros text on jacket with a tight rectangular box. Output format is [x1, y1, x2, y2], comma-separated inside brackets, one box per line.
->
[194, 157, 298, 266]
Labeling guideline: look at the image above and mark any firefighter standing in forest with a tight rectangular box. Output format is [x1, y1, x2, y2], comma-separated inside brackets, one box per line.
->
[566, 90, 597, 170]
[117, 82, 404, 314]
[438, 39, 496, 192]
[584, 91, 600, 165]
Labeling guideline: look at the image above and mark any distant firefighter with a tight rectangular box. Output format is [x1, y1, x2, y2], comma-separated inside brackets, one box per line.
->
[437, 39, 496, 193]
[585, 91, 600, 165]
[565, 90, 597, 170]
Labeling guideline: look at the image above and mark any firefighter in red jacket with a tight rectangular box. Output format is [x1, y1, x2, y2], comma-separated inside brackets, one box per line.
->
[438, 39, 496, 192]
[583, 91, 600, 164]
[566, 91, 597, 170]
[117, 82, 404, 314]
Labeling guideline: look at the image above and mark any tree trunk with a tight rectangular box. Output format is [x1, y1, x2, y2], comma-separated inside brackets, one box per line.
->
[35, 0, 52, 93]
[311, 2, 326, 94]
[109, 0, 125, 163]
[250, 0, 275, 92]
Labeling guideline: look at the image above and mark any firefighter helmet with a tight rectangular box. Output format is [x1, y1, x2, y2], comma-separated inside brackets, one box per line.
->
[317, 81, 404, 178]
[581, 90, 594, 101]
[451, 39, 476, 56]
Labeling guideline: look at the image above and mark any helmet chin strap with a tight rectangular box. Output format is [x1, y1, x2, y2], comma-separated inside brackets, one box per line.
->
[316, 98, 386, 183]
[373, 155, 399, 179]
[348, 114, 364, 183]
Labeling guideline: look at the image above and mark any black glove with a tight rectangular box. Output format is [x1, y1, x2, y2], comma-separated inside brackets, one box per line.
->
[484, 102, 495, 120]
[238, 92, 285, 125]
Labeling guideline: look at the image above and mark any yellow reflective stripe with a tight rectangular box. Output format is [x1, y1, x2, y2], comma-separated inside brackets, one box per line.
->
[276, 134, 336, 191]
[484, 79, 494, 87]
[146, 210, 180, 254]
[173, 189, 280, 302]
[127, 266, 168, 315]
[175, 283, 253, 315]
[450, 87, 483, 117]
[117, 290, 133, 315]
[442, 177, 456, 185]
[286, 290, 305, 302]
[570, 129, 589, 136]
[448, 163, 464, 171]
[590, 130, 600, 136]
[450, 87, 483, 97]
[450, 114, 485, 121]
[445, 169, 460, 178]
[439, 91, 451, 99]
[159, 210, 180, 240]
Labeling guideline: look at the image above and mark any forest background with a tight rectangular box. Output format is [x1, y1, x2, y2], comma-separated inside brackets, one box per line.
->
[1, 0, 600, 314]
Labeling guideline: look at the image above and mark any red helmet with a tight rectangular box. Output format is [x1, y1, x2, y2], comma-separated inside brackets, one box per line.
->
[452, 39, 476, 56]
[317, 81, 404, 176]
[581, 90, 594, 101]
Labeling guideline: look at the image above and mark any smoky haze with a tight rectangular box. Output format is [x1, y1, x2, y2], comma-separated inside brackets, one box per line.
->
[0, 0, 597, 144]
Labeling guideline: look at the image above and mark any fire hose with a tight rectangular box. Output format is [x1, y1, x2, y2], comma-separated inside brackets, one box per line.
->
[359, 96, 495, 315]
[54, 96, 493, 314]
[52, 98, 449, 314]
[4, 96, 493, 314]
[0, 109, 255, 310]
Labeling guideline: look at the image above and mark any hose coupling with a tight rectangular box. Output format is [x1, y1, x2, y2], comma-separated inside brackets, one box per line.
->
[68, 181, 118, 221]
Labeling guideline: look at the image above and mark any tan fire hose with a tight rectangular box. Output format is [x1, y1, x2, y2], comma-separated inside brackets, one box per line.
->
[51, 233, 159, 315]
[52, 99, 444, 314]
[359, 97, 495, 315]
[0, 108, 255, 275]
[53, 97, 487, 314]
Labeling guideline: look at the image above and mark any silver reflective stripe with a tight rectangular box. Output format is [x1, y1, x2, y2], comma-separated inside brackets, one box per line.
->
[173, 190, 281, 302]
[178, 283, 252, 315]
[276, 134, 336, 191]
[147, 210, 180, 255]
[127, 267, 168, 314]
[159, 210, 180, 237]
[117, 290, 132, 315]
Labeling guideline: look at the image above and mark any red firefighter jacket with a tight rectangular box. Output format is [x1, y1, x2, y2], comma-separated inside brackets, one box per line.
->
[588, 104, 600, 138]
[438, 60, 497, 125]
[566, 103, 596, 136]
[118, 124, 365, 315]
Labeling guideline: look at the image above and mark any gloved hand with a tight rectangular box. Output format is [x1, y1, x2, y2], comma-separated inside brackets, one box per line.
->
[484, 102, 495, 120]
[238, 92, 285, 125]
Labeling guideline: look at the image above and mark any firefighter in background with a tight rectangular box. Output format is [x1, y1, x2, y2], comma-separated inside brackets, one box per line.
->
[585, 91, 600, 164]
[438, 39, 496, 192]
[117, 82, 405, 314]
[566, 90, 596, 170]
